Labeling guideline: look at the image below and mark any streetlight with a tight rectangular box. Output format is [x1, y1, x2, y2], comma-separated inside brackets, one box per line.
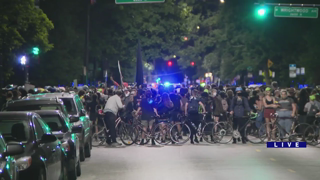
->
[196, 26, 200, 29]
[20, 56, 27, 65]
[20, 56, 29, 83]
[173, 55, 176, 58]
[220, 0, 225, 3]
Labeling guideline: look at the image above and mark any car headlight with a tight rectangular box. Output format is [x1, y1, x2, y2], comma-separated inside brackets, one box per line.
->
[16, 156, 32, 171]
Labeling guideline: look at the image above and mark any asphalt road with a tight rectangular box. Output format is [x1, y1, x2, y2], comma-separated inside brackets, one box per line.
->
[78, 143, 320, 180]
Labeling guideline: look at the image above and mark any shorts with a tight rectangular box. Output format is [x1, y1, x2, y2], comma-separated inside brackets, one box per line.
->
[264, 108, 275, 118]
[141, 119, 155, 127]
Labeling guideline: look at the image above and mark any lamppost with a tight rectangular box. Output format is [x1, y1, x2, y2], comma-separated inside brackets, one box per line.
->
[20, 56, 29, 84]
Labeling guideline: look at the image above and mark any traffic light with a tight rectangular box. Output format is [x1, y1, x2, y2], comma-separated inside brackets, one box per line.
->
[190, 61, 195, 66]
[32, 47, 39, 55]
[255, 6, 269, 19]
[167, 61, 173, 67]
[258, 8, 266, 16]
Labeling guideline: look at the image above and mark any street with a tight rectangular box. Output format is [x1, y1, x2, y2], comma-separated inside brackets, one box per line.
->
[78, 144, 320, 180]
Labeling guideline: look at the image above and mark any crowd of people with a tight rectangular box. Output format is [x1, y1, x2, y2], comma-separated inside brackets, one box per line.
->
[1, 81, 320, 146]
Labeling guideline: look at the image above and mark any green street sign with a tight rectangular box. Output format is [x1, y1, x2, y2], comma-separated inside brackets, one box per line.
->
[115, 0, 165, 4]
[274, 6, 318, 18]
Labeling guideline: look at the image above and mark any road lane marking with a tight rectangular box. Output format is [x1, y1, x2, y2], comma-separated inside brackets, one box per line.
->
[288, 169, 296, 173]
[270, 158, 276, 161]
[256, 149, 261, 152]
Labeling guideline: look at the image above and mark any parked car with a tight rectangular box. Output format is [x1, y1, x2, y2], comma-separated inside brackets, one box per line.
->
[0, 112, 64, 180]
[0, 133, 24, 180]
[35, 110, 82, 180]
[2, 97, 68, 117]
[2, 97, 88, 162]
[28, 93, 92, 161]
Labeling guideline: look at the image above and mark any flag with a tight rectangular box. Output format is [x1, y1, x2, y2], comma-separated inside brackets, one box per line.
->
[118, 61, 123, 87]
[136, 39, 144, 86]
[268, 59, 273, 68]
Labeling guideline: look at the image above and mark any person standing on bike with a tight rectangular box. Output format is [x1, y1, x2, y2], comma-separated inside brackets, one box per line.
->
[135, 90, 160, 145]
[276, 89, 296, 140]
[185, 89, 206, 144]
[103, 90, 125, 147]
[230, 87, 251, 144]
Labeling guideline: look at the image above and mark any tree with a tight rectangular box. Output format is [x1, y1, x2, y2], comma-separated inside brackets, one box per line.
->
[89, 0, 190, 83]
[27, 0, 86, 86]
[0, 0, 53, 85]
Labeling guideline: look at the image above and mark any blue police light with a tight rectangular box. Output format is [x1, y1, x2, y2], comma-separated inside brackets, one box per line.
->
[164, 82, 170, 87]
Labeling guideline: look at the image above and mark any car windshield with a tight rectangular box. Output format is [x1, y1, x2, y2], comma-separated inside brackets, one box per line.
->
[0, 135, 6, 154]
[0, 119, 30, 143]
[6, 105, 63, 112]
[60, 98, 77, 115]
[40, 115, 66, 132]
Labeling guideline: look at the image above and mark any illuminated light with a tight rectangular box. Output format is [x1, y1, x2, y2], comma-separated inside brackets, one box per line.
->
[200, 83, 206, 87]
[164, 82, 170, 87]
[168, 61, 173, 67]
[196, 26, 200, 29]
[156, 78, 161, 83]
[184, 36, 188, 41]
[190, 62, 195, 66]
[173, 55, 176, 58]
[20, 56, 27, 65]
[32, 47, 40, 55]
[258, 9, 266, 16]
[220, 0, 225, 3]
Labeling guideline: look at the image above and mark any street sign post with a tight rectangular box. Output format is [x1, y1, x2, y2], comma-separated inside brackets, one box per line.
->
[274, 6, 318, 18]
[289, 64, 297, 78]
[115, 0, 165, 4]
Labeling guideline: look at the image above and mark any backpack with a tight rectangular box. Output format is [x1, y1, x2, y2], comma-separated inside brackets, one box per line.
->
[221, 99, 228, 112]
[307, 102, 319, 117]
[233, 96, 249, 116]
[188, 99, 199, 113]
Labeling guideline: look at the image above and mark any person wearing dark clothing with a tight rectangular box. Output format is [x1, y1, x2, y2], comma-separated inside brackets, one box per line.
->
[135, 90, 160, 145]
[230, 87, 251, 144]
[12, 90, 20, 100]
[88, 94, 99, 122]
[185, 90, 206, 144]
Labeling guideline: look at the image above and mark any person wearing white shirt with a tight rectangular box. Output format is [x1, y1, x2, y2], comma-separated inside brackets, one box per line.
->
[103, 90, 124, 146]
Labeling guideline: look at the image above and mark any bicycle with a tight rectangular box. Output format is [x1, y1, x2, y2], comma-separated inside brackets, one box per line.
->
[91, 112, 137, 147]
[303, 116, 320, 145]
[170, 113, 216, 144]
[133, 116, 172, 145]
[259, 113, 309, 142]
[214, 112, 263, 144]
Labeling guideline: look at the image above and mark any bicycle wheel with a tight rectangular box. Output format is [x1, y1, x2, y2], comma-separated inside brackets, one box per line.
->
[119, 122, 138, 146]
[133, 125, 151, 145]
[170, 122, 191, 144]
[200, 122, 216, 144]
[245, 121, 263, 144]
[91, 125, 107, 147]
[303, 125, 319, 145]
[213, 122, 233, 144]
[291, 123, 310, 142]
[153, 122, 172, 145]
[259, 122, 281, 142]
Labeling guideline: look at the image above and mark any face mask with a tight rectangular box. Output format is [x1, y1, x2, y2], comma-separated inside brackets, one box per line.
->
[213, 92, 217, 97]
[125, 92, 130, 97]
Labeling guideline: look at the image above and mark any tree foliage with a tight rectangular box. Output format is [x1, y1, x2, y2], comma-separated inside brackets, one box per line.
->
[0, 0, 53, 83]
